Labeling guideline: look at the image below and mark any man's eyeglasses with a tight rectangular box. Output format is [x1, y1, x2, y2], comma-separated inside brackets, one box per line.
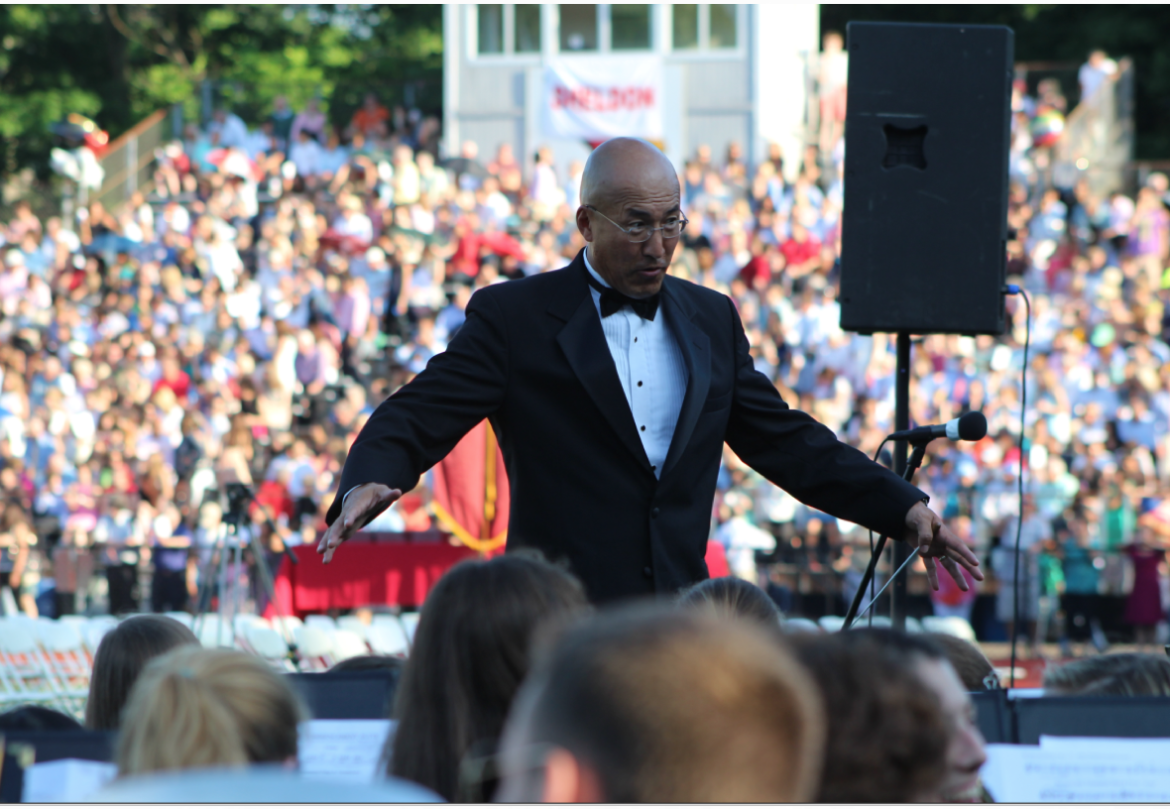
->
[584, 205, 689, 243]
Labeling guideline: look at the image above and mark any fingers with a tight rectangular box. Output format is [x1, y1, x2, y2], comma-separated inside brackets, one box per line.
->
[940, 556, 970, 591]
[317, 485, 402, 564]
[922, 554, 940, 591]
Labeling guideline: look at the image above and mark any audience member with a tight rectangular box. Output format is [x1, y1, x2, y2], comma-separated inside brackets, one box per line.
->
[1077, 654, 1170, 696]
[328, 654, 404, 674]
[0, 704, 83, 732]
[495, 606, 825, 803]
[1044, 652, 1170, 696]
[85, 614, 199, 730]
[927, 632, 1000, 691]
[677, 575, 783, 626]
[846, 629, 988, 802]
[387, 554, 589, 801]
[116, 646, 307, 775]
[790, 633, 949, 803]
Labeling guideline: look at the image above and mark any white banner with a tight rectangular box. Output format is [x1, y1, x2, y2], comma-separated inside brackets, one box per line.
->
[543, 56, 664, 141]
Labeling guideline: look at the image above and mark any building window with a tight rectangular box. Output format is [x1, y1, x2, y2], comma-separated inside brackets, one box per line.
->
[515, 4, 542, 53]
[672, 4, 699, 50]
[671, 4, 738, 51]
[611, 5, 652, 50]
[478, 4, 504, 54]
[709, 4, 737, 49]
[560, 4, 598, 51]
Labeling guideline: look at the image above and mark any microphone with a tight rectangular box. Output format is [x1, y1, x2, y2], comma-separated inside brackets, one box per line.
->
[887, 411, 987, 445]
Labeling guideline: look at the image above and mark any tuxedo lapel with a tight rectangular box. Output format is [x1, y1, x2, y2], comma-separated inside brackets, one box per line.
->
[552, 255, 653, 472]
[661, 280, 711, 478]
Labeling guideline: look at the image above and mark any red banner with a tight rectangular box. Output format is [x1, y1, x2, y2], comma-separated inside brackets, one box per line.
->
[431, 421, 509, 555]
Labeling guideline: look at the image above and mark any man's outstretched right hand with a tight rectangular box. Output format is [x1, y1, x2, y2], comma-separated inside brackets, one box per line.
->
[317, 483, 402, 564]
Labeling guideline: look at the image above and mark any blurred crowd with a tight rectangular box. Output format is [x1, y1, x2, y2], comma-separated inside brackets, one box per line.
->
[0, 47, 1165, 647]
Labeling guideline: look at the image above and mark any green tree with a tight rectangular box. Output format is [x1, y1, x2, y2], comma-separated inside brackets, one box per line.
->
[0, 4, 442, 181]
[821, 4, 1170, 158]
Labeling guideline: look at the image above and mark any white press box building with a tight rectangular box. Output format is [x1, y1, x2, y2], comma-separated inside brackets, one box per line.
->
[442, 4, 820, 182]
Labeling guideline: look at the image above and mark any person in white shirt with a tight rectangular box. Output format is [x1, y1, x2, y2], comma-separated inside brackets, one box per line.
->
[331, 197, 373, 244]
[209, 109, 249, 151]
[288, 130, 323, 180]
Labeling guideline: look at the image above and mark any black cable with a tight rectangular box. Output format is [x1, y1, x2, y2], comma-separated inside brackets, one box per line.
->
[1009, 289, 1032, 688]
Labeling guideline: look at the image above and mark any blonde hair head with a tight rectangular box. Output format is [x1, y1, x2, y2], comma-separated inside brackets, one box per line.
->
[116, 646, 306, 776]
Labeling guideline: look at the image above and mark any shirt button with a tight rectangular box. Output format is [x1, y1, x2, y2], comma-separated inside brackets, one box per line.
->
[637, 381, 643, 387]
[651, 507, 660, 518]
[634, 337, 638, 342]
[643, 566, 653, 578]
[651, 465, 657, 472]
[640, 425, 646, 431]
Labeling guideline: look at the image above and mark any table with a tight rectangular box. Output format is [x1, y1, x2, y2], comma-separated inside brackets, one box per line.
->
[269, 533, 478, 617]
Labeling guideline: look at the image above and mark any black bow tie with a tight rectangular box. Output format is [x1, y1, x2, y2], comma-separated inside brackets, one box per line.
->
[586, 272, 660, 321]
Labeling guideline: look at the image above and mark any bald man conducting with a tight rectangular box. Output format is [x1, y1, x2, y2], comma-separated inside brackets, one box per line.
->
[321, 138, 981, 602]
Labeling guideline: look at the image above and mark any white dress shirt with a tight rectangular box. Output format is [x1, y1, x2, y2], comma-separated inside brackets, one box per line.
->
[584, 250, 688, 478]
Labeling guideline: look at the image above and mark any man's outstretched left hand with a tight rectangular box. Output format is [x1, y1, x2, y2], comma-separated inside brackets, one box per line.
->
[904, 501, 983, 591]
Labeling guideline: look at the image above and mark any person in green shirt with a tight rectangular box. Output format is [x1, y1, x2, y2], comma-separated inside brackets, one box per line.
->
[1059, 514, 1107, 656]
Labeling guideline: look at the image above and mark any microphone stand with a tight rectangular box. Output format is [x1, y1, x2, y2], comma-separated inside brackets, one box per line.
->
[841, 441, 928, 631]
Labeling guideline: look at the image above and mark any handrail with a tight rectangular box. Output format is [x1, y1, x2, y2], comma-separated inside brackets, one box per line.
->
[103, 109, 168, 157]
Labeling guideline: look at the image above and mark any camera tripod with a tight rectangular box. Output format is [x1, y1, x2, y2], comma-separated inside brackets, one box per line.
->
[192, 483, 300, 668]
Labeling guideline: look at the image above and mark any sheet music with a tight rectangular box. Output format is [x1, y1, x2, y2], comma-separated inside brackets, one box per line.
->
[983, 742, 1170, 802]
[297, 719, 395, 782]
[22, 759, 117, 803]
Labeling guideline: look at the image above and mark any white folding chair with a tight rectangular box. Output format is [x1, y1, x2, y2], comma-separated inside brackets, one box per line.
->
[195, 615, 235, 649]
[336, 616, 368, 640]
[330, 629, 369, 662]
[817, 615, 846, 633]
[366, 622, 410, 657]
[294, 626, 335, 671]
[921, 615, 977, 643]
[305, 615, 337, 631]
[34, 622, 90, 716]
[782, 617, 822, 634]
[234, 614, 269, 639]
[398, 612, 420, 646]
[272, 615, 303, 645]
[0, 621, 56, 708]
[246, 626, 294, 671]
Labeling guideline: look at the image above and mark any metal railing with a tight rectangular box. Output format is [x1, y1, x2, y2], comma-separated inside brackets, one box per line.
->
[93, 108, 176, 212]
[1052, 60, 1135, 196]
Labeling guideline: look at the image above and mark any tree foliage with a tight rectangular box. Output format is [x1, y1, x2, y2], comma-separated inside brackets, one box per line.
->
[821, 4, 1170, 159]
[0, 4, 442, 178]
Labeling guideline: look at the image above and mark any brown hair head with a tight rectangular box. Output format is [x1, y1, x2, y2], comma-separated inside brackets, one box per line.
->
[388, 553, 589, 800]
[509, 605, 825, 802]
[789, 633, 949, 802]
[678, 576, 782, 627]
[85, 615, 199, 731]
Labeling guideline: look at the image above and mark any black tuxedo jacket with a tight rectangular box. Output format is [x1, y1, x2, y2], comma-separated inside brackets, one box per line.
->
[327, 250, 926, 602]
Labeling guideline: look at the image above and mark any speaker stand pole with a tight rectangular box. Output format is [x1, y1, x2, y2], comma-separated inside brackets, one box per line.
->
[891, 332, 912, 630]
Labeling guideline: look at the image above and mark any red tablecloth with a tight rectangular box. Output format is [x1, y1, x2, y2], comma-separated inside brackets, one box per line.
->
[269, 534, 478, 617]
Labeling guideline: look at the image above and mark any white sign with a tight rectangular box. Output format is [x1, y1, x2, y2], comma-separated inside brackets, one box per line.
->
[297, 719, 395, 782]
[543, 56, 664, 141]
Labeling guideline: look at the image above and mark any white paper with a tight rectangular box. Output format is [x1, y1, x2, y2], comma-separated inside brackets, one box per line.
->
[1041, 734, 1170, 750]
[982, 742, 1170, 802]
[297, 719, 394, 782]
[22, 758, 117, 803]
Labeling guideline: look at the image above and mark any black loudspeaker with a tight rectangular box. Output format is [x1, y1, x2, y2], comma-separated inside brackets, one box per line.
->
[839, 22, 1014, 336]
